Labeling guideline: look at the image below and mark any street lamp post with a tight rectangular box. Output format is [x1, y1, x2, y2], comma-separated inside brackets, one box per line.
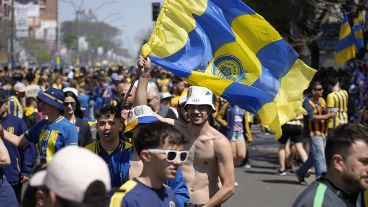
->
[10, 0, 15, 68]
[93, 1, 117, 14]
[75, 10, 80, 65]
[101, 12, 122, 22]
[55, 0, 59, 53]
[105, 17, 122, 25]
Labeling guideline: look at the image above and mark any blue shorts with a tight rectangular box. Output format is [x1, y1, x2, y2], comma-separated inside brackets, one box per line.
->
[0, 177, 18, 207]
[230, 130, 245, 142]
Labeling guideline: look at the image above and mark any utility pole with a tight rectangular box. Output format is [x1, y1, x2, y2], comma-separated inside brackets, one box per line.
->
[10, 0, 15, 68]
[75, 10, 79, 65]
[55, 0, 59, 53]
[55, 0, 61, 69]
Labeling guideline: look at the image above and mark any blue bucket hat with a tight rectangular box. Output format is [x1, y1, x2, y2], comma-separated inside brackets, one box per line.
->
[37, 88, 65, 112]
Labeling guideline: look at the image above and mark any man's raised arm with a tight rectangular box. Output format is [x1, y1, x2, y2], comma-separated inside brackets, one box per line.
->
[135, 56, 179, 127]
[134, 56, 151, 107]
[0, 125, 29, 147]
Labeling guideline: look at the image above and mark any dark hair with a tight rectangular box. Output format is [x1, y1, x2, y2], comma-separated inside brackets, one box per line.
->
[134, 121, 186, 156]
[21, 164, 48, 207]
[26, 97, 38, 107]
[2, 76, 13, 86]
[325, 124, 368, 165]
[324, 67, 338, 87]
[0, 89, 8, 102]
[64, 91, 83, 119]
[172, 76, 184, 85]
[310, 81, 322, 90]
[95, 105, 121, 120]
[26, 72, 35, 83]
[95, 105, 123, 141]
[56, 181, 108, 207]
[304, 80, 322, 95]
[37, 78, 45, 86]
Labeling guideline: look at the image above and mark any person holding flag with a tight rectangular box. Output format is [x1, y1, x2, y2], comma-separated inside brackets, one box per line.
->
[135, 57, 235, 206]
[141, 0, 316, 139]
[133, 0, 317, 205]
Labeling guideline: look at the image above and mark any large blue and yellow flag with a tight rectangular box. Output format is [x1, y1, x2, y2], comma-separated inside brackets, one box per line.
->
[335, 14, 357, 64]
[142, 0, 316, 138]
[352, 11, 364, 50]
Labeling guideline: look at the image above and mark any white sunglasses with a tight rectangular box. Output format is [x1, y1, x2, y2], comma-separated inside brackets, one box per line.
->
[146, 149, 189, 163]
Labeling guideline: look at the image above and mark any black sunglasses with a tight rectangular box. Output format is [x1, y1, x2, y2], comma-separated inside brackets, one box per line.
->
[63, 102, 76, 107]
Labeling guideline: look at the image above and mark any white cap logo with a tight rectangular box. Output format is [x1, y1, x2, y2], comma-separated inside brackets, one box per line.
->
[185, 86, 216, 111]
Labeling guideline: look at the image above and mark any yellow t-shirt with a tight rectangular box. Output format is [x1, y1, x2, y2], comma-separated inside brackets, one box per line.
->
[326, 90, 348, 129]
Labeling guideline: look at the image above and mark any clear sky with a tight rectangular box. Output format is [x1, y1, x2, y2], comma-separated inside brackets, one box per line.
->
[59, 0, 163, 61]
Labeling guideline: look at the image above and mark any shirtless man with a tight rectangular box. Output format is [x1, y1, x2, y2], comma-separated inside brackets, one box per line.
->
[136, 57, 235, 206]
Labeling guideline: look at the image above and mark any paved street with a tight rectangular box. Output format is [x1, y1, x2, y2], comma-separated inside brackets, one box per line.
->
[223, 132, 316, 207]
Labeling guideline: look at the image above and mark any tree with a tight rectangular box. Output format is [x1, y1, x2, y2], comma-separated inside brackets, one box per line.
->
[244, 0, 367, 68]
[0, 20, 11, 63]
[60, 20, 125, 63]
[19, 38, 51, 64]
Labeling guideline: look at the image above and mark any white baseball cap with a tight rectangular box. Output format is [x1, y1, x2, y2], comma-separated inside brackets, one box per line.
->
[160, 92, 173, 101]
[125, 105, 159, 133]
[63, 87, 79, 96]
[29, 147, 111, 203]
[185, 86, 215, 111]
[14, 82, 26, 92]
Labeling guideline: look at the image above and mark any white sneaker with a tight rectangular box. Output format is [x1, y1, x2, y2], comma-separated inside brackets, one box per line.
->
[235, 181, 239, 187]
[278, 170, 287, 176]
[244, 164, 251, 169]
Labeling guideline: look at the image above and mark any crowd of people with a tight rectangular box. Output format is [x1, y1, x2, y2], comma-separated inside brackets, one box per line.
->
[0, 56, 367, 207]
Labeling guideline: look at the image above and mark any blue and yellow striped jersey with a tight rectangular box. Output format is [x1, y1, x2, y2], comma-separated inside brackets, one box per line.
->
[303, 97, 328, 137]
[326, 90, 348, 129]
[7, 95, 23, 119]
[24, 116, 78, 163]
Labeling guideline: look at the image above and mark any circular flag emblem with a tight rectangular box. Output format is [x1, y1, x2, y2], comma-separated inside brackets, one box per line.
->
[213, 55, 245, 82]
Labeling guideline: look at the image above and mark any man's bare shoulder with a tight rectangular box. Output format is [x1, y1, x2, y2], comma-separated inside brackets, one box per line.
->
[173, 120, 189, 132]
[211, 127, 228, 140]
[202, 127, 229, 143]
[209, 127, 231, 150]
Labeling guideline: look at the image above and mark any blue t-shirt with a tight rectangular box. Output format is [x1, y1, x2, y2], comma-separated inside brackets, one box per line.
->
[85, 140, 131, 188]
[2, 114, 36, 185]
[24, 116, 78, 163]
[110, 178, 178, 207]
[77, 94, 90, 110]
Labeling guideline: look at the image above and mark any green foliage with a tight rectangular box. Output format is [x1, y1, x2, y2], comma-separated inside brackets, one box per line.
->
[0, 21, 11, 63]
[244, 0, 305, 37]
[19, 38, 51, 64]
[60, 20, 122, 52]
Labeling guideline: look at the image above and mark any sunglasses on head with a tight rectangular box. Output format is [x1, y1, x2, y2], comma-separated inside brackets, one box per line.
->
[63, 102, 76, 107]
[146, 149, 189, 163]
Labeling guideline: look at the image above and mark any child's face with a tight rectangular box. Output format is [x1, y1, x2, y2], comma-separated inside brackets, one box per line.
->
[149, 141, 185, 180]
